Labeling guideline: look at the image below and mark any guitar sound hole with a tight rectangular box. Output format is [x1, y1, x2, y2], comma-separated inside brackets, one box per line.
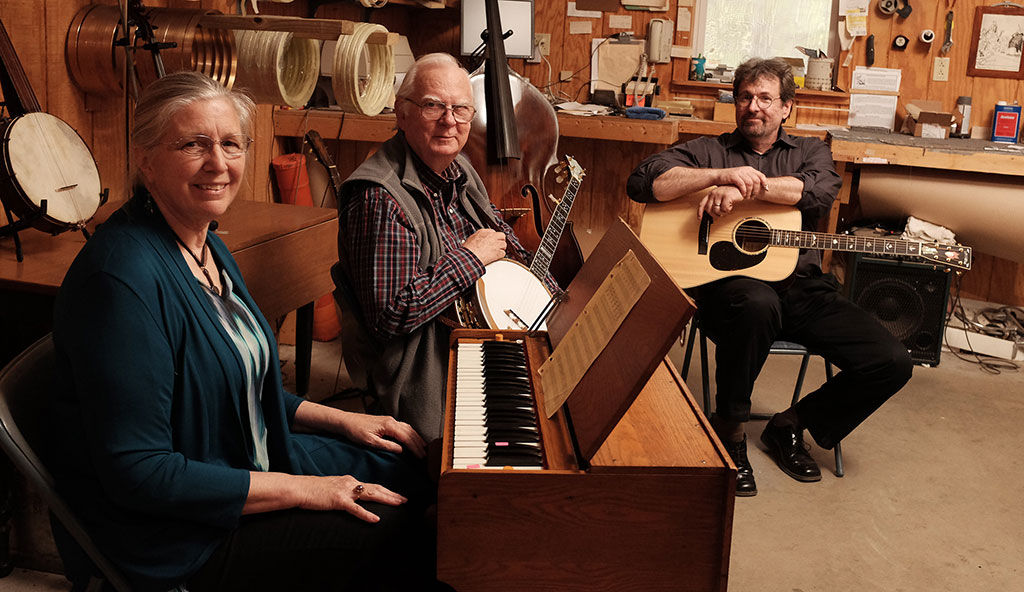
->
[734, 219, 770, 254]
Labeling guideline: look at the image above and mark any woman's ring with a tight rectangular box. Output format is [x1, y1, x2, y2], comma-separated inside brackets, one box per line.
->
[353, 484, 365, 497]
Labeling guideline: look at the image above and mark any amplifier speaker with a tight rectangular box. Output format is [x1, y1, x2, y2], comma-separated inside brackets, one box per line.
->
[844, 254, 951, 366]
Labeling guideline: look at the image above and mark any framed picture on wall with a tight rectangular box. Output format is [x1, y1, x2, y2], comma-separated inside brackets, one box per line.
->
[967, 5, 1024, 79]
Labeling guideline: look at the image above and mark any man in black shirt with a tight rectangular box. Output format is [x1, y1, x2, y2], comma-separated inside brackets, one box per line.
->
[627, 58, 911, 496]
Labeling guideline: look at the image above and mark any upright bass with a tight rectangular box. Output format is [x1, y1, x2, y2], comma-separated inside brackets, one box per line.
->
[462, 0, 583, 290]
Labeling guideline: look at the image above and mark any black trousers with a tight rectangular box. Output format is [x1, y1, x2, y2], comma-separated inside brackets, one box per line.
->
[187, 503, 437, 592]
[691, 273, 913, 449]
[188, 438, 439, 592]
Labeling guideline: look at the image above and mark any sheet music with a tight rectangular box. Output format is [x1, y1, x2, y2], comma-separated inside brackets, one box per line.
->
[539, 250, 651, 416]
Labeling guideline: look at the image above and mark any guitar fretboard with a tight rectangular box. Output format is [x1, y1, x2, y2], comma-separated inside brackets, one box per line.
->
[767, 228, 970, 270]
[771, 229, 924, 257]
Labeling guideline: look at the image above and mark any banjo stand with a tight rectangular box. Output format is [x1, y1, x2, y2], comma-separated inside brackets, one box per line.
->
[0, 199, 46, 262]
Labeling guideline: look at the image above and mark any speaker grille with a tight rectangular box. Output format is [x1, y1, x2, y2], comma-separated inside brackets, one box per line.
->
[846, 255, 951, 366]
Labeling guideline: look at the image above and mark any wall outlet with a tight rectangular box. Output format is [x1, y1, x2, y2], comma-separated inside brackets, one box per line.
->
[528, 33, 551, 64]
[559, 70, 573, 83]
[933, 57, 950, 81]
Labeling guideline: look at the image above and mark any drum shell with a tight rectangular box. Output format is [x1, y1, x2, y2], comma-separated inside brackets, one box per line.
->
[0, 113, 102, 234]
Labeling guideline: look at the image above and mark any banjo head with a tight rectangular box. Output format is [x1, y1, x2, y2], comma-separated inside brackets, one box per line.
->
[3, 112, 102, 231]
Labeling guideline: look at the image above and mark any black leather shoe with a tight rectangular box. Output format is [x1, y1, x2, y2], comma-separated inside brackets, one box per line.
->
[723, 435, 757, 497]
[760, 419, 822, 483]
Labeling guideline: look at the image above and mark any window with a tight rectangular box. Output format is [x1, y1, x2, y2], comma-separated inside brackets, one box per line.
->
[695, 0, 838, 70]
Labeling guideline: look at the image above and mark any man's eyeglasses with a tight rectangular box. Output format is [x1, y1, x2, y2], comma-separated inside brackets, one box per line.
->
[170, 134, 253, 159]
[735, 94, 782, 110]
[404, 98, 477, 123]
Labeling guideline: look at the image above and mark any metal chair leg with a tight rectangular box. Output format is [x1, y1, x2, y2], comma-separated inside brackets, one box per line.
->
[789, 353, 811, 406]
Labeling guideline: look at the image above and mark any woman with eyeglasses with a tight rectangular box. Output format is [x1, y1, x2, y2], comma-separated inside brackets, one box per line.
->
[51, 71, 438, 592]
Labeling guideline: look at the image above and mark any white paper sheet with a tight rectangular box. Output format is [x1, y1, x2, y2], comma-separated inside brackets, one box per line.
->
[847, 94, 898, 131]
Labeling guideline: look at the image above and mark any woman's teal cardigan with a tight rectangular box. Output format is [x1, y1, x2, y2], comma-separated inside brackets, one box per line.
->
[50, 198, 381, 591]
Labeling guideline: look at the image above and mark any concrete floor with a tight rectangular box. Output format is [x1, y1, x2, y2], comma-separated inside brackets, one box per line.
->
[4, 331, 1022, 591]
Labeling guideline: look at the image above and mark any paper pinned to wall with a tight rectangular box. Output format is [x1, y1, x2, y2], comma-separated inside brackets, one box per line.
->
[591, 37, 645, 94]
[845, 11, 868, 36]
[570, 20, 593, 35]
[839, 0, 869, 12]
[623, 0, 670, 10]
[671, 45, 691, 59]
[847, 94, 898, 131]
[608, 14, 632, 29]
[851, 66, 902, 92]
[677, 7, 691, 31]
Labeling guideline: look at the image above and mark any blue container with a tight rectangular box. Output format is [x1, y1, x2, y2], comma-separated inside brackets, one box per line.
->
[991, 102, 1021, 143]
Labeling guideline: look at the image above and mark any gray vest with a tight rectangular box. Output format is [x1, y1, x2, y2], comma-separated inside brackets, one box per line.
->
[334, 133, 499, 441]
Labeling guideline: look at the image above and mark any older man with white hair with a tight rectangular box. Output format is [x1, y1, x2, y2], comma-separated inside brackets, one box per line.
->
[333, 53, 556, 443]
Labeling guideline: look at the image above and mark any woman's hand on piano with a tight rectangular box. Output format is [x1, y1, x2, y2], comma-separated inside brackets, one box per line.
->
[339, 413, 428, 459]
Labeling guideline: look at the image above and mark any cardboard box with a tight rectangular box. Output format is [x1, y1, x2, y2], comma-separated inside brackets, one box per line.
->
[900, 99, 961, 138]
[713, 102, 734, 122]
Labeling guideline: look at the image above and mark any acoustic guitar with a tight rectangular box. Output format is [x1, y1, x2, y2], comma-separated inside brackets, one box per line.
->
[640, 191, 972, 289]
[454, 156, 585, 331]
[0, 17, 102, 236]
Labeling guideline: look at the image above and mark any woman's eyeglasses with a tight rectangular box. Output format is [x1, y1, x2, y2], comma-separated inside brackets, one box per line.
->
[170, 134, 254, 159]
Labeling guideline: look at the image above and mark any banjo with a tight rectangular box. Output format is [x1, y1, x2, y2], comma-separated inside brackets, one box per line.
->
[0, 17, 102, 236]
[454, 156, 585, 331]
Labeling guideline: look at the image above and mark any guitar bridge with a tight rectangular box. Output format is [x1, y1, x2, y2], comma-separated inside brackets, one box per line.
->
[698, 213, 712, 255]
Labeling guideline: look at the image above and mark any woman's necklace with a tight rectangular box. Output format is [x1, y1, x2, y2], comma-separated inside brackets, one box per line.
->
[174, 235, 220, 296]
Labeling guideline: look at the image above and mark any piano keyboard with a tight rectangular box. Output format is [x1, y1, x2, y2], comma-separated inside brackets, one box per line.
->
[453, 340, 544, 469]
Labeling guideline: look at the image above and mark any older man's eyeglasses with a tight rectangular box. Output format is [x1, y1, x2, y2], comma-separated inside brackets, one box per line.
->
[735, 94, 782, 110]
[170, 134, 253, 159]
[404, 98, 476, 123]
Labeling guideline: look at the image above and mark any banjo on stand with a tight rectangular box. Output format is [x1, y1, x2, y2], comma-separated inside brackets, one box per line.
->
[454, 156, 585, 331]
[0, 16, 105, 261]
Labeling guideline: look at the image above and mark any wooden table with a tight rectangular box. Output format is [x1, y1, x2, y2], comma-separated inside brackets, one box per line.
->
[0, 199, 338, 396]
[825, 128, 1024, 270]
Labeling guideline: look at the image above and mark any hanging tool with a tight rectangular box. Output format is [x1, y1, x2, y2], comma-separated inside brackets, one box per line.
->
[941, 10, 954, 54]
[866, 34, 875, 67]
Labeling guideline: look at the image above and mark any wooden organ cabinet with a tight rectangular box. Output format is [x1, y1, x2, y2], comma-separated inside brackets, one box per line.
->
[437, 221, 736, 591]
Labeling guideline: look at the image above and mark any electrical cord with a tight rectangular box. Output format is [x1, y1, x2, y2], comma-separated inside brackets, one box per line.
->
[943, 273, 1021, 374]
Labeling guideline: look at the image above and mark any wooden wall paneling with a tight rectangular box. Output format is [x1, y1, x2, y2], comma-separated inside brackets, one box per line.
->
[943, 2, 978, 106]
[522, 0, 566, 96]
[560, 10, 599, 104]
[555, 135, 663, 256]
[890, 1, 937, 106]
[985, 256, 1024, 307]
[960, 252, 993, 302]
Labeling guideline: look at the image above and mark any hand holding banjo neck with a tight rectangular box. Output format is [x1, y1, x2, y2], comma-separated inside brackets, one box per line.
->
[0, 16, 103, 249]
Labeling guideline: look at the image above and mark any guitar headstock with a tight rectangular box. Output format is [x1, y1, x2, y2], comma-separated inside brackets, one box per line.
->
[919, 243, 972, 271]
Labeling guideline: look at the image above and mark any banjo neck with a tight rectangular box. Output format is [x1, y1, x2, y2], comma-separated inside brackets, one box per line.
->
[0, 18, 42, 116]
[528, 157, 584, 278]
